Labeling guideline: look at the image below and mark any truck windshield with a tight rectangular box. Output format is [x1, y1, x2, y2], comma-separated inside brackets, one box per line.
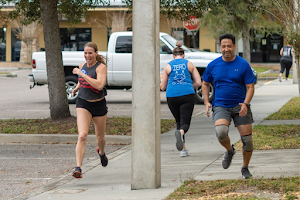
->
[161, 35, 192, 53]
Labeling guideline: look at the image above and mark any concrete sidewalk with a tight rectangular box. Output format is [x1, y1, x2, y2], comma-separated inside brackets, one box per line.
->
[13, 79, 299, 200]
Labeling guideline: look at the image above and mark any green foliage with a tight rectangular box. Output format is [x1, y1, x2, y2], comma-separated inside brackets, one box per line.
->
[263, 0, 300, 57]
[286, 30, 300, 58]
[1, 0, 112, 25]
[122, 0, 208, 20]
[200, 0, 282, 41]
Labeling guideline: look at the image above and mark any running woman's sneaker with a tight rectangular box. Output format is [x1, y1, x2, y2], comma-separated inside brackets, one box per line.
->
[222, 145, 236, 169]
[279, 75, 282, 82]
[241, 166, 252, 179]
[180, 149, 189, 157]
[96, 147, 108, 167]
[72, 166, 82, 178]
[175, 130, 184, 151]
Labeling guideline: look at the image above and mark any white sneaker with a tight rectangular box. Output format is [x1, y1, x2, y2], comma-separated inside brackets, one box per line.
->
[175, 130, 184, 151]
[180, 149, 189, 157]
[279, 75, 282, 82]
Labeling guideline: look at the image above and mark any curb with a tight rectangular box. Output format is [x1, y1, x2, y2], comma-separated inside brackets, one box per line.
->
[0, 134, 132, 145]
[0, 67, 31, 70]
[257, 77, 277, 81]
[259, 119, 300, 125]
[0, 73, 17, 77]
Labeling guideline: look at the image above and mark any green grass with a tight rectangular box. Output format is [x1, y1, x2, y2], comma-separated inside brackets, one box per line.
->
[235, 124, 300, 150]
[0, 71, 10, 74]
[0, 117, 176, 135]
[252, 67, 269, 73]
[266, 97, 300, 120]
[165, 177, 299, 200]
[234, 97, 300, 150]
[235, 97, 300, 150]
[251, 66, 293, 78]
[258, 73, 293, 78]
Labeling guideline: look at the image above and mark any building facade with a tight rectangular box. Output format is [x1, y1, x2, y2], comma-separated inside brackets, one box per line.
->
[0, 2, 283, 63]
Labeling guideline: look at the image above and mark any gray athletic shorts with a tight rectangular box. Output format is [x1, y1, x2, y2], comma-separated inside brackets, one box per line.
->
[212, 105, 254, 126]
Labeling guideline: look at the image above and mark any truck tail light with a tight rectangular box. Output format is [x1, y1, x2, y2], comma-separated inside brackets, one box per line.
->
[32, 59, 36, 69]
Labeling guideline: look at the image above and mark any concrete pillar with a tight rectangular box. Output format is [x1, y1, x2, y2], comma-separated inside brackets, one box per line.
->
[293, 60, 298, 84]
[131, 0, 161, 189]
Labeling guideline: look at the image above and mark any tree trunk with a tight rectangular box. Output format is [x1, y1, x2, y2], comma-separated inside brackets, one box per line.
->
[241, 21, 251, 63]
[19, 41, 27, 63]
[235, 16, 251, 63]
[40, 0, 71, 119]
[296, 56, 300, 96]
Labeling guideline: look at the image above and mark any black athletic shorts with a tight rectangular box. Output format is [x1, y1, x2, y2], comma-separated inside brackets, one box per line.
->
[76, 97, 108, 117]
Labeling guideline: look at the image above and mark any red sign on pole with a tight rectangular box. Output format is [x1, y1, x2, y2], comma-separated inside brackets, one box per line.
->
[183, 15, 200, 31]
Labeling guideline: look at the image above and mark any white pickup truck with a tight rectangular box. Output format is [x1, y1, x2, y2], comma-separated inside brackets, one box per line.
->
[29, 31, 221, 104]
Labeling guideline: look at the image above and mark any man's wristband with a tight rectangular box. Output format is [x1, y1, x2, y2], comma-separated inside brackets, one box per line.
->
[243, 102, 250, 107]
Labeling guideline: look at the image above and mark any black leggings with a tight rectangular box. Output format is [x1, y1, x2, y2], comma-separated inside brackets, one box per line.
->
[167, 94, 194, 134]
[280, 59, 292, 78]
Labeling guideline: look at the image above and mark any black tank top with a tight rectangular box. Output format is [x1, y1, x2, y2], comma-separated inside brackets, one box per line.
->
[78, 62, 107, 100]
[281, 46, 293, 62]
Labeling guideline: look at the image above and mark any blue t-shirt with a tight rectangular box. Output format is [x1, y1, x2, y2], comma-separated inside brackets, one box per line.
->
[203, 56, 255, 108]
[166, 58, 195, 98]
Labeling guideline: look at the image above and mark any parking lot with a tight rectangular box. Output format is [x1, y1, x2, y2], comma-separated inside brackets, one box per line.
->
[0, 68, 206, 120]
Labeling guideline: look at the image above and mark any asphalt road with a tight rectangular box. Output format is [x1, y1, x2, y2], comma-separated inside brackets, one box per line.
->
[0, 68, 206, 119]
[0, 143, 124, 200]
[0, 68, 269, 199]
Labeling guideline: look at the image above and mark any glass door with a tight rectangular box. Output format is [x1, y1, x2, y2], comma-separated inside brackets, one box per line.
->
[268, 34, 283, 62]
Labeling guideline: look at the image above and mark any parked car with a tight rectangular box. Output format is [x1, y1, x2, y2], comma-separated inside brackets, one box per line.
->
[29, 31, 256, 104]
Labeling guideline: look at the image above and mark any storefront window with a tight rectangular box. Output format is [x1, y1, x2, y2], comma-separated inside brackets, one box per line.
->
[171, 28, 199, 49]
[60, 28, 91, 51]
[250, 31, 283, 63]
[0, 28, 6, 61]
[11, 29, 21, 61]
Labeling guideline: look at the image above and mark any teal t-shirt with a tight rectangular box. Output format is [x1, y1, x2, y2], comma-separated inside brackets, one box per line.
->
[166, 58, 195, 98]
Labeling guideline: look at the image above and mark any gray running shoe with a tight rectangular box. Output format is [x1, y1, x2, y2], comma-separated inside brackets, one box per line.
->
[241, 166, 252, 179]
[279, 75, 282, 82]
[175, 130, 183, 151]
[222, 145, 236, 169]
[180, 149, 189, 157]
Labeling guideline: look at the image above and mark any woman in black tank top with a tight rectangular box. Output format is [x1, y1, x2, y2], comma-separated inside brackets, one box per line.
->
[279, 44, 293, 81]
[71, 42, 108, 178]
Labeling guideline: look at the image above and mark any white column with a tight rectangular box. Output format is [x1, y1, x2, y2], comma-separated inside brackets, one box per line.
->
[131, 0, 161, 189]
[293, 59, 298, 84]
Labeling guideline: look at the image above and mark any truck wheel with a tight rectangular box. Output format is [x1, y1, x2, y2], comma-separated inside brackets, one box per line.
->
[194, 83, 214, 104]
[65, 75, 78, 104]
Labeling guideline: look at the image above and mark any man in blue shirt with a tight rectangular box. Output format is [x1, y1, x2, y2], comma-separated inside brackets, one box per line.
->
[202, 33, 256, 179]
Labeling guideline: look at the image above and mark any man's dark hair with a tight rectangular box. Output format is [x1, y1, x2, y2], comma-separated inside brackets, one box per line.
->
[219, 33, 236, 44]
